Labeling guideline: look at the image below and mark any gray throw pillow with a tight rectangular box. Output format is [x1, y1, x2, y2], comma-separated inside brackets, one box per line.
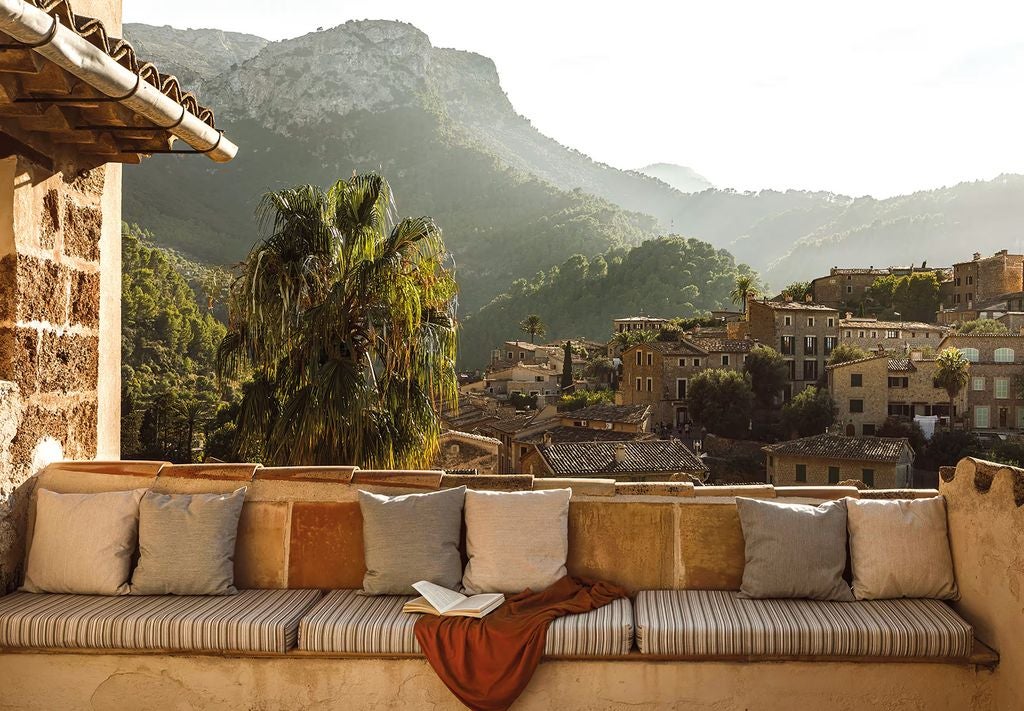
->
[130, 488, 247, 595]
[736, 497, 854, 601]
[359, 486, 466, 595]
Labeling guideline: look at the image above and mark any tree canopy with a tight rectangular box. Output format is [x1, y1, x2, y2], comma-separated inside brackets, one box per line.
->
[743, 345, 789, 408]
[827, 342, 871, 366]
[954, 318, 1009, 335]
[686, 369, 754, 438]
[780, 386, 836, 438]
[866, 271, 942, 322]
[217, 174, 458, 468]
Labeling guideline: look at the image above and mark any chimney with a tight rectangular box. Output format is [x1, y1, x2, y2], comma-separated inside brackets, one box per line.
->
[613, 442, 627, 463]
[845, 311, 853, 319]
[542, 431, 553, 446]
[804, 293, 813, 303]
[783, 293, 793, 302]
[973, 252, 982, 261]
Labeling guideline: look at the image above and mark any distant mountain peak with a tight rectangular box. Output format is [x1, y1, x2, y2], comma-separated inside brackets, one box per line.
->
[636, 163, 714, 193]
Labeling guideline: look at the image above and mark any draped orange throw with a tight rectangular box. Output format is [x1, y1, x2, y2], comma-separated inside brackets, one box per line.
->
[414, 576, 628, 711]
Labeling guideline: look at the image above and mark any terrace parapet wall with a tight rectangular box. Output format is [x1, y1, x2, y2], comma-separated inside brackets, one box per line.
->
[941, 458, 1024, 711]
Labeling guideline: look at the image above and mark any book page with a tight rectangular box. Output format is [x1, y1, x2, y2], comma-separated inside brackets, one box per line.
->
[412, 580, 466, 613]
[448, 593, 504, 614]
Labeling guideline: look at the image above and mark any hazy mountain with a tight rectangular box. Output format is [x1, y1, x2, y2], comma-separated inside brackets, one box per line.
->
[124, 24, 268, 86]
[637, 163, 713, 193]
[122, 20, 1024, 336]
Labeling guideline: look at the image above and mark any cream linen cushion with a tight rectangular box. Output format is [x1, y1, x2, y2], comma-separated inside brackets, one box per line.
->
[22, 488, 146, 595]
[461, 488, 571, 594]
[846, 496, 958, 600]
[130, 488, 247, 595]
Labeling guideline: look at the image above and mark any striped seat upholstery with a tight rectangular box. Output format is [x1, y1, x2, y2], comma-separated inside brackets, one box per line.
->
[0, 589, 322, 653]
[299, 589, 634, 656]
[635, 590, 973, 658]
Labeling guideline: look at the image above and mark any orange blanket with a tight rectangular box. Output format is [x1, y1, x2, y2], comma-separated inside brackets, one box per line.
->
[414, 576, 628, 711]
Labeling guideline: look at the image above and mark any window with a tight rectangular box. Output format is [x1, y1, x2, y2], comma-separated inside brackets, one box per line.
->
[870, 331, 877, 339]
[846, 285, 853, 294]
[851, 373, 863, 387]
[519, 352, 525, 360]
[804, 336, 817, 355]
[646, 377, 653, 392]
[828, 466, 840, 484]
[827, 317, 835, 328]
[677, 379, 687, 399]
[721, 355, 730, 366]
[636, 377, 642, 391]
[573, 420, 588, 427]
[693, 358, 701, 367]
[795, 463, 807, 482]
[850, 399, 864, 413]
[862, 424, 876, 436]
[803, 360, 818, 381]
[888, 376, 909, 388]
[967, 292, 973, 303]
[995, 348, 1015, 363]
[995, 377, 1010, 399]
[886, 330, 899, 339]
[824, 336, 837, 355]
[784, 315, 792, 326]
[845, 330, 851, 338]
[506, 351, 513, 359]
[972, 376, 985, 391]
[862, 469, 875, 487]
[807, 317, 815, 327]
[636, 351, 642, 366]
[961, 348, 980, 363]
[678, 358, 686, 367]
[788, 360, 796, 380]
[889, 403, 911, 417]
[967, 275, 974, 285]
[780, 335, 795, 355]
[858, 330, 865, 338]
[975, 406, 990, 429]
[647, 352, 653, 366]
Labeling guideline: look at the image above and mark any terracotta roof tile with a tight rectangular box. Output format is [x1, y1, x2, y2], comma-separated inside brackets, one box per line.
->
[763, 434, 911, 463]
[538, 439, 708, 476]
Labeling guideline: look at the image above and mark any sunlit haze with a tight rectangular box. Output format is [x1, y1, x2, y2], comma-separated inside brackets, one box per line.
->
[125, 0, 1024, 197]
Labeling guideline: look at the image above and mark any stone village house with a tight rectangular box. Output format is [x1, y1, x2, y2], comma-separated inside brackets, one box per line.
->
[0, 0, 234, 591]
[937, 334, 1024, 432]
[763, 433, 914, 489]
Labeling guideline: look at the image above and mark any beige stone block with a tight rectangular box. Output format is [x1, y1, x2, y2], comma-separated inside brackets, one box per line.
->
[566, 500, 675, 594]
[677, 502, 745, 590]
[234, 500, 289, 589]
[158, 463, 259, 482]
[440, 473, 532, 491]
[255, 466, 356, 484]
[36, 331, 98, 393]
[614, 481, 696, 497]
[695, 484, 776, 498]
[775, 486, 860, 500]
[534, 477, 614, 496]
[352, 470, 443, 489]
[860, 488, 938, 499]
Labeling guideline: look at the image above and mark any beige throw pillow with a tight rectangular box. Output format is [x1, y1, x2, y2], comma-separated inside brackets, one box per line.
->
[22, 488, 146, 595]
[130, 488, 247, 595]
[846, 496, 958, 600]
[461, 488, 571, 594]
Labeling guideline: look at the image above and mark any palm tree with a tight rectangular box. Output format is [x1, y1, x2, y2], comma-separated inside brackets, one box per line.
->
[519, 314, 547, 343]
[933, 348, 971, 431]
[730, 274, 759, 314]
[217, 174, 458, 468]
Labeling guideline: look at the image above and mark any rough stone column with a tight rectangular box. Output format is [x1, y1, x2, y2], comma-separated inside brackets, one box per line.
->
[0, 156, 120, 591]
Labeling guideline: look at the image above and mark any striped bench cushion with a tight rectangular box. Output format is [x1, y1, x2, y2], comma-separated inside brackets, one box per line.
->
[299, 589, 634, 656]
[0, 589, 322, 653]
[635, 590, 973, 658]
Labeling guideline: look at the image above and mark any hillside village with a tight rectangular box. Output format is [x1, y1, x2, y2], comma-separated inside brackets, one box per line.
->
[439, 249, 1024, 487]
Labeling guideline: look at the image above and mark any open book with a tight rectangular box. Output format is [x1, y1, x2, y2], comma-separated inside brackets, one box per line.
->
[402, 580, 505, 618]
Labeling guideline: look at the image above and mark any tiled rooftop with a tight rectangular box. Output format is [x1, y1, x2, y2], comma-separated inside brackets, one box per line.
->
[840, 318, 946, 331]
[762, 434, 911, 462]
[689, 337, 755, 353]
[538, 439, 708, 476]
[561, 403, 651, 424]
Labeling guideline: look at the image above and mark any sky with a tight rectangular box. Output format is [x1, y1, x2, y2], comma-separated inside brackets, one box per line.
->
[124, 0, 1024, 198]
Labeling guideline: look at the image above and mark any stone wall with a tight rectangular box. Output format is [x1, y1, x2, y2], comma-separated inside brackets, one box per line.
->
[0, 155, 120, 592]
[942, 458, 1024, 711]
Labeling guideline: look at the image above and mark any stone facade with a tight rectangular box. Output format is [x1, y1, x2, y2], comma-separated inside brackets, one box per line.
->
[618, 340, 748, 428]
[811, 268, 889, 308]
[948, 250, 1024, 311]
[838, 317, 947, 352]
[828, 355, 961, 436]
[939, 334, 1024, 431]
[0, 156, 120, 592]
[746, 299, 839, 398]
[765, 451, 910, 489]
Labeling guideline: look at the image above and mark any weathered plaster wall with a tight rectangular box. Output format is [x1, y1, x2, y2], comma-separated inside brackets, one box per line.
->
[942, 458, 1024, 711]
[0, 653, 994, 711]
[0, 154, 119, 592]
